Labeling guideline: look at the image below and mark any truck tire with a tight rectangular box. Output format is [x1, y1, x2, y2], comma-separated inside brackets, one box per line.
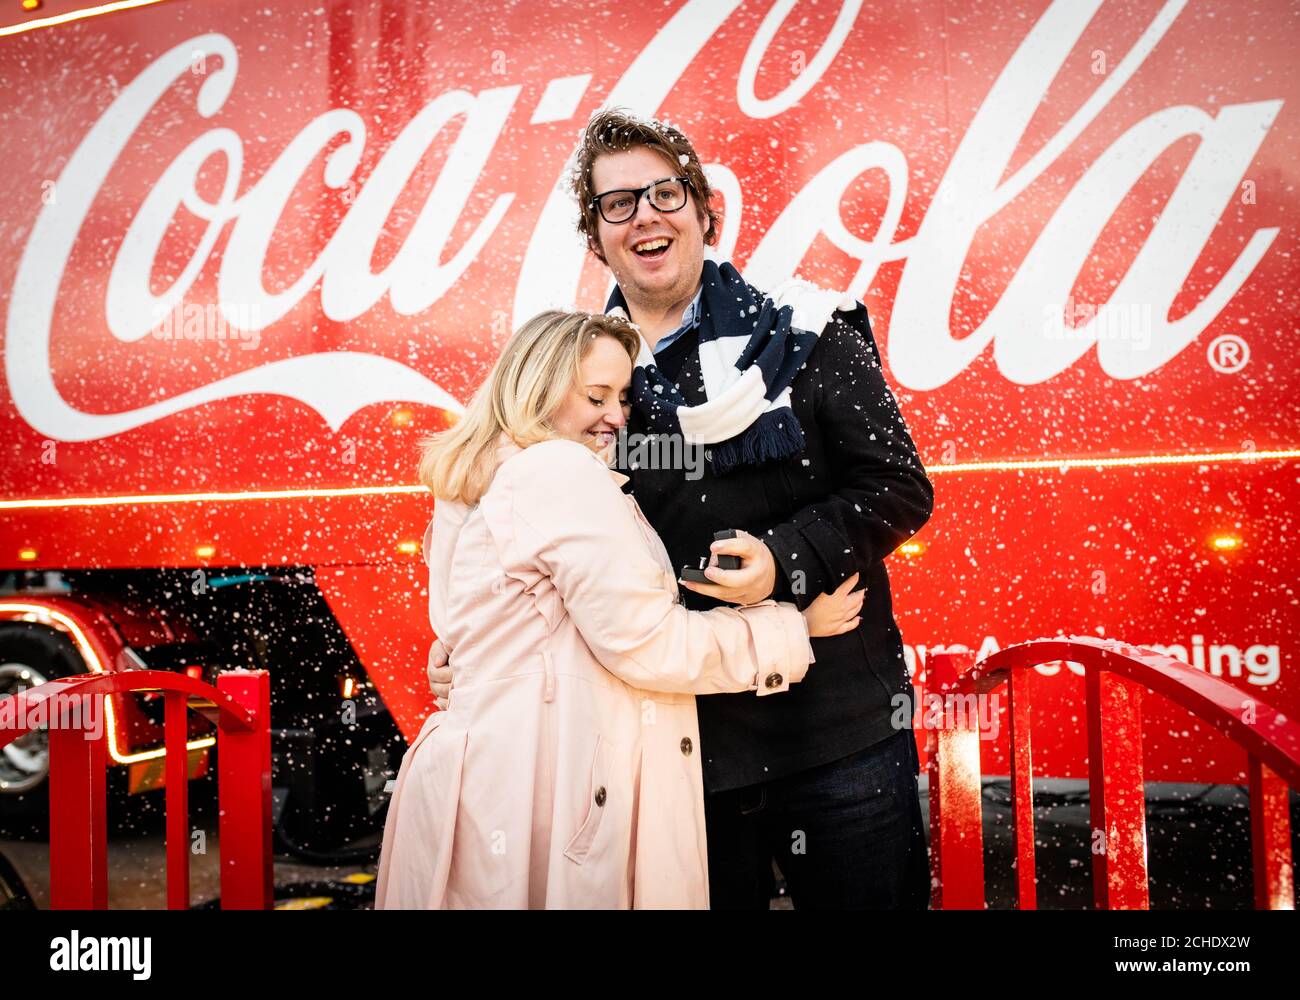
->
[0, 623, 86, 837]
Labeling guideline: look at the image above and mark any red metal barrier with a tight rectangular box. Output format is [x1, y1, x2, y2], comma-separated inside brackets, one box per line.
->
[0, 669, 272, 909]
[925, 638, 1299, 910]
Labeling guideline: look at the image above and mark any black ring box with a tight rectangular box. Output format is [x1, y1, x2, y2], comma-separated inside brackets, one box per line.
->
[680, 530, 743, 582]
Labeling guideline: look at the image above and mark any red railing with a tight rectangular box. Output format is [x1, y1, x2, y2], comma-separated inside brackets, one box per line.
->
[0, 669, 272, 909]
[925, 638, 1299, 910]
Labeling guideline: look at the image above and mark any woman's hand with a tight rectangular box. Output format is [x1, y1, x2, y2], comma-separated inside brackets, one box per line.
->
[801, 573, 865, 637]
[427, 638, 452, 710]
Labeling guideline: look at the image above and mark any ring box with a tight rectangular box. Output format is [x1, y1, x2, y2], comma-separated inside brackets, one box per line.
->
[680, 530, 743, 582]
[714, 529, 742, 571]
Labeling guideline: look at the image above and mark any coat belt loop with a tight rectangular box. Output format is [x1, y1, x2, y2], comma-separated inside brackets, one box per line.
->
[542, 647, 555, 703]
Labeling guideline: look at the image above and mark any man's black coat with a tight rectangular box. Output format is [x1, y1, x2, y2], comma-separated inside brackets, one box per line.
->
[618, 288, 934, 793]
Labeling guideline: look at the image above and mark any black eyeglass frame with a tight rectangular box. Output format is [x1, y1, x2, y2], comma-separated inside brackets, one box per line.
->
[589, 176, 694, 224]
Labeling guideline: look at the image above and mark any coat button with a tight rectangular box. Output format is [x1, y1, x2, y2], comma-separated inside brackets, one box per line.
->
[594, 786, 606, 807]
[764, 672, 784, 689]
[680, 737, 693, 756]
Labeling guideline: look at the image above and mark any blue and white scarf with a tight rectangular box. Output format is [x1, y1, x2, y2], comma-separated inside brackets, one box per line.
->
[606, 260, 860, 475]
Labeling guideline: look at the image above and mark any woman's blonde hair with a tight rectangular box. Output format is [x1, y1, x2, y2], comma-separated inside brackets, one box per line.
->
[418, 310, 642, 505]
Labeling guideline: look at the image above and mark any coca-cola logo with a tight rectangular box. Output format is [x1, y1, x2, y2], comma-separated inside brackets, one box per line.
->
[3, 0, 1282, 443]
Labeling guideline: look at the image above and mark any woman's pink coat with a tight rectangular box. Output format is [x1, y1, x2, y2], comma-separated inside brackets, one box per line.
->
[375, 436, 813, 908]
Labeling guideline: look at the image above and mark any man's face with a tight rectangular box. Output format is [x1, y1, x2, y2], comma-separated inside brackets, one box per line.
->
[590, 146, 707, 313]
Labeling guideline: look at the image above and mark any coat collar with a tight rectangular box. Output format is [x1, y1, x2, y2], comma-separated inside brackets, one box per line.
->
[494, 431, 629, 488]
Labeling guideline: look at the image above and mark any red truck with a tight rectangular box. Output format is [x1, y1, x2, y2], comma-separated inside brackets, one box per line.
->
[1, 0, 1295, 850]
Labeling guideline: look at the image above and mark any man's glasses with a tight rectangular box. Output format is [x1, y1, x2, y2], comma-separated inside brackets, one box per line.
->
[590, 176, 692, 225]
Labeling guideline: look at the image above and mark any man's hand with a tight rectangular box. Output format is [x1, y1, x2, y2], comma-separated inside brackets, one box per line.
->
[678, 529, 778, 606]
[427, 638, 452, 710]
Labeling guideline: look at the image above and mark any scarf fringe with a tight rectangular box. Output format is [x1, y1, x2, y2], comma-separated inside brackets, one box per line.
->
[709, 407, 806, 476]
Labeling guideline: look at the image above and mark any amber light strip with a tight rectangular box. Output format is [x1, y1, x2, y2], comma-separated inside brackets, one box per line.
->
[1, 449, 1297, 510]
[926, 448, 1300, 475]
[0, 484, 429, 510]
[0, 0, 172, 37]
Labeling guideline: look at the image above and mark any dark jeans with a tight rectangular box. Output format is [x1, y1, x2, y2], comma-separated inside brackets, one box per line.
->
[704, 727, 930, 909]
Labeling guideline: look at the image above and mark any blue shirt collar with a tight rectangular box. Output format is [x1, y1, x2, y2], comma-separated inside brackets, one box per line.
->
[653, 284, 704, 354]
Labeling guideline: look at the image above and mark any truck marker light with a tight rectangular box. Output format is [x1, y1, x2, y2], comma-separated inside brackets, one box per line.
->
[396, 540, 420, 555]
[898, 542, 925, 557]
[194, 545, 216, 559]
[18, 547, 37, 561]
[1210, 534, 1242, 551]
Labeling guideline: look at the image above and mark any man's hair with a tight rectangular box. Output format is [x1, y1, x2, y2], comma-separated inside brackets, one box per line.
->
[568, 108, 721, 263]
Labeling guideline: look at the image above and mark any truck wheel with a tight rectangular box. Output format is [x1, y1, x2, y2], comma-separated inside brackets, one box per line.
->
[0, 624, 85, 837]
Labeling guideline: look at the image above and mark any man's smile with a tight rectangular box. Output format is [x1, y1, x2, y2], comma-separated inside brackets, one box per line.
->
[632, 235, 672, 259]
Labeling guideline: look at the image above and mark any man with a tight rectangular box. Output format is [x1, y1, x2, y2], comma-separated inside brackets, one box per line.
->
[430, 109, 934, 909]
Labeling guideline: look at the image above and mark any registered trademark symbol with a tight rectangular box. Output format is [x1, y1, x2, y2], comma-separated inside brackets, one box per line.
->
[1206, 334, 1249, 374]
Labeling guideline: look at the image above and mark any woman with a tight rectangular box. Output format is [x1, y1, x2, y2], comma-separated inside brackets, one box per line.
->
[375, 310, 863, 909]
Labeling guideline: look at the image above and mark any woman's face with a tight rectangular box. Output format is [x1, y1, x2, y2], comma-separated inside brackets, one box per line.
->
[550, 334, 633, 462]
